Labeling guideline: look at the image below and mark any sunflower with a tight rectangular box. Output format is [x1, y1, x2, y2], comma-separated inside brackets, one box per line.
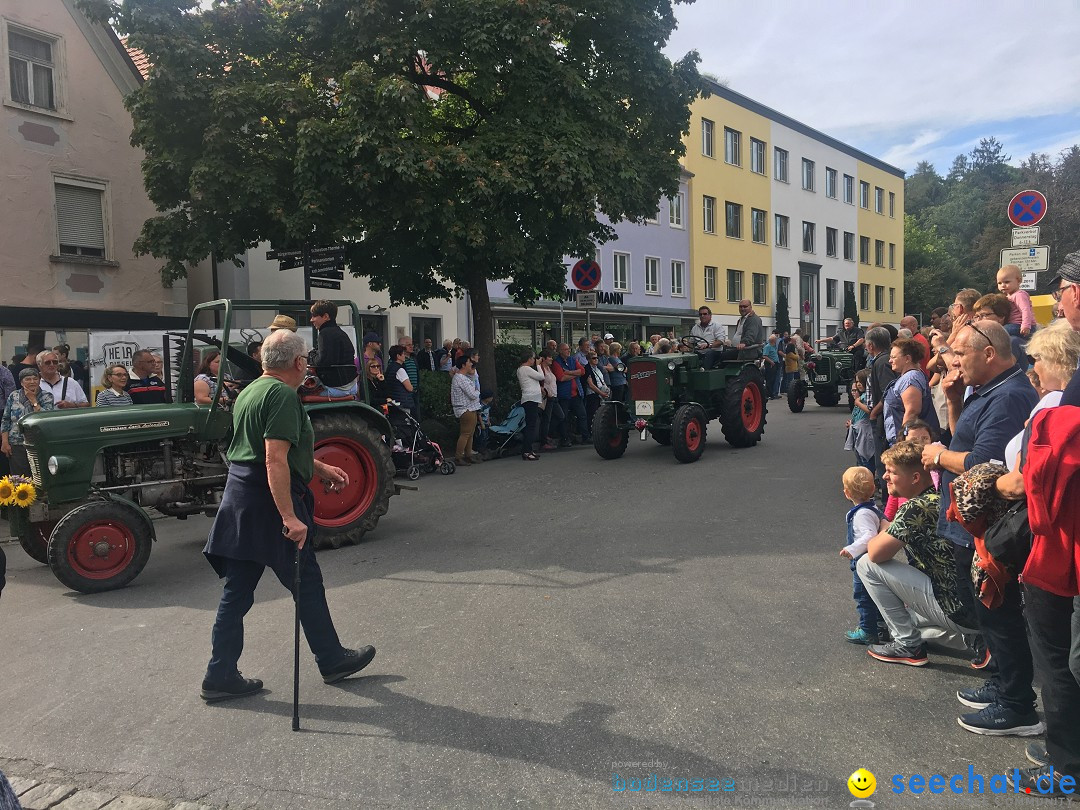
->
[13, 481, 36, 507]
[0, 477, 14, 507]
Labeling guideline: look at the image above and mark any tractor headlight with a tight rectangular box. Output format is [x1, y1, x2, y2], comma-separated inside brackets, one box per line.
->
[667, 361, 677, 371]
[47, 455, 74, 475]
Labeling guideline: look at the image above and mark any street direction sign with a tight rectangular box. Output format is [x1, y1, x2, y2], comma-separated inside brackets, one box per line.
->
[1011, 227, 1040, 247]
[265, 248, 304, 260]
[576, 291, 598, 309]
[1000, 246, 1050, 272]
[277, 258, 305, 271]
[570, 259, 602, 291]
[1008, 190, 1048, 227]
[310, 266, 344, 280]
[309, 278, 341, 290]
[1021, 272, 1038, 291]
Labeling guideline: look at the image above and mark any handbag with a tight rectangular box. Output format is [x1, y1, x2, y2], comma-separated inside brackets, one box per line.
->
[983, 499, 1032, 573]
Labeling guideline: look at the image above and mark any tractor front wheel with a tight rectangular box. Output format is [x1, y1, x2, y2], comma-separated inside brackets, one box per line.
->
[18, 520, 55, 565]
[48, 500, 153, 593]
[672, 404, 707, 464]
[592, 403, 628, 459]
[309, 412, 396, 550]
[721, 366, 767, 448]
[788, 380, 807, 413]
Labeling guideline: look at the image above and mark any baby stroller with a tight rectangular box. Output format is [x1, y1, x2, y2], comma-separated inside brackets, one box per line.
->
[487, 401, 527, 458]
[385, 402, 455, 479]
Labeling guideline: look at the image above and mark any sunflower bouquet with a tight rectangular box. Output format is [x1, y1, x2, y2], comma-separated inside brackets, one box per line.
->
[0, 475, 36, 508]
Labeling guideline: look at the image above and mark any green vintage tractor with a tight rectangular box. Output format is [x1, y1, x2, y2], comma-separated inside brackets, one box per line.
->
[14, 300, 397, 594]
[591, 339, 767, 464]
[786, 348, 856, 411]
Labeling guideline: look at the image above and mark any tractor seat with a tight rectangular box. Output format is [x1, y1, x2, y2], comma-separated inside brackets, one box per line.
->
[300, 394, 356, 403]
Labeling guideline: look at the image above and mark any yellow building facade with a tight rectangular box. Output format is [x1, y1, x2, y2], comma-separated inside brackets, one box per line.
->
[682, 80, 905, 341]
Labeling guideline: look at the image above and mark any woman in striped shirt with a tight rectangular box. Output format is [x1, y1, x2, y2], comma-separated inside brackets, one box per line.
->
[95, 364, 133, 407]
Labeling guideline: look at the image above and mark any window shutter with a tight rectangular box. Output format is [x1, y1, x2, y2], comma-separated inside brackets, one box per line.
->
[56, 184, 105, 252]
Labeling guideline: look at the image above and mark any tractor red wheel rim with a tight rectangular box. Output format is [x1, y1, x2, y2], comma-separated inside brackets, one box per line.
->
[311, 437, 378, 527]
[742, 383, 763, 431]
[608, 429, 623, 448]
[684, 418, 702, 452]
[67, 520, 137, 580]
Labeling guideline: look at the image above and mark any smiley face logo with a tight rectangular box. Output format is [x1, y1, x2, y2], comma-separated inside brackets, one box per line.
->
[848, 768, 876, 798]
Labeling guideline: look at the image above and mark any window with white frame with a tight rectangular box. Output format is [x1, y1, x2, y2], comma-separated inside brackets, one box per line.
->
[671, 260, 685, 297]
[750, 138, 766, 174]
[727, 269, 744, 303]
[703, 195, 716, 234]
[7, 27, 58, 110]
[774, 147, 789, 182]
[889, 242, 896, 269]
[752, 272, 768, 306]
[55, 179, 107, 258]
[724, 127, 741, 166]
[843, 231, 854, 261]
[669, 192, 684, 228]
[875, 187, 884, 214]
[801, 158, 815, 191]
[875, 239, 885, 267]
[826, 227, 837, 258]
[860, 181, 870, 209]
[644, 256, 660, 294]
[751, 208, 766, 244]
[825, 167, 837, 199]
[860, 283, 870, 310]
[826, 278, 837, 308]
[802, 221, 815, 254]
[613, 252, 630, 292]
[889, 191, 896, 218]
[875, 285, 884, 311]
[843, 174, 854, 204]
[859, 235, 870, 264]
[725, 201, 742, 239]
[775, 214, 789, 248]
[702, 118, 715, 158]
[704, 266, 717, 301]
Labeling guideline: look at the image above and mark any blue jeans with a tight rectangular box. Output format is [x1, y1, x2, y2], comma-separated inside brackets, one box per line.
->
[323, 380, 358, 398]
[206, 549, 343, 683]
[1003, 322, 1021, 337]
[851, 553, 883, 634]
[559, 396, 589, 440]
[781, 371, 796, 393]
[765, 364, 780, 397]
[855, 452, 876, 474]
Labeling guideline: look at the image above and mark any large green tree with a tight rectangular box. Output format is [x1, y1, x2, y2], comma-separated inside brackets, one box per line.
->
[83, 0, 702, 390]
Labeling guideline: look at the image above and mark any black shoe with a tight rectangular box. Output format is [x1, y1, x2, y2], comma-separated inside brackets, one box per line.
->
[957, 679, 999, 709]
[970, 635, 992, 669]
[1006, 765, 1074, 798]
[867, 641, 928, 667]
[321, 645, 376, 684]
[201, 672, 264, 703]
[1026, 742, 1051, 768]
[957, 702, 1044, 737]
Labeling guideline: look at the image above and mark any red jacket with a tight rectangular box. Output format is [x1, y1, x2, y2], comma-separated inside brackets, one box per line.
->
[1022, 406, 1080, 597]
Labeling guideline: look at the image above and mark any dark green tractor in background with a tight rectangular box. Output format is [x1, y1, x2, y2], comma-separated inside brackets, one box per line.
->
[591, 337, 767, 464]
[787, 348, 856, 411]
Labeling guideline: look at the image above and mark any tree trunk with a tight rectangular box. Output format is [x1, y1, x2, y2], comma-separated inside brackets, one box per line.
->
[469, 278, 497, 394]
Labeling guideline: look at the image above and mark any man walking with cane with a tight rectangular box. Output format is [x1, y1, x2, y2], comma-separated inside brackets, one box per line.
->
[201, 329, 376, 703]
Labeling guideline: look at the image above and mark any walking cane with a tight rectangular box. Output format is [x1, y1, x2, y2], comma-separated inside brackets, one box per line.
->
[289, 529, 301, 732]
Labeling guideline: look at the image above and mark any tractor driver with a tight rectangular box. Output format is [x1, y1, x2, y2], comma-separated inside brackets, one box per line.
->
[689, 306, 727, 369]
[818, 318, 866, 369]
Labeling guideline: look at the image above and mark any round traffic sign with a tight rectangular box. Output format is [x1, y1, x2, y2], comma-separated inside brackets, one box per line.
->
[570, 259, 601, 291]
[1008, 189, 1048, 227]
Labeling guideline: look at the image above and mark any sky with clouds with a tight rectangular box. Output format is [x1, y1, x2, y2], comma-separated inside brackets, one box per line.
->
[665, 0, 1080, 176]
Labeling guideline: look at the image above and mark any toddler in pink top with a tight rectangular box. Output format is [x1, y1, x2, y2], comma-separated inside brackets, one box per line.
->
[997, 264, 1035, 338]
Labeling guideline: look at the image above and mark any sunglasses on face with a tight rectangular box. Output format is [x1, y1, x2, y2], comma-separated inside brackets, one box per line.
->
[40, 360, 59, 366]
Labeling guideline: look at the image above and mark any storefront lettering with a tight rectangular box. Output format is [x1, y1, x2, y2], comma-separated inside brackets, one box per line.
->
[563, 289, 625, 306]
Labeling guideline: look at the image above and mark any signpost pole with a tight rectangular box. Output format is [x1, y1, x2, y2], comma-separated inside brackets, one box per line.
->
[302, 243, 311, 301]
[559, 299, 564, 345]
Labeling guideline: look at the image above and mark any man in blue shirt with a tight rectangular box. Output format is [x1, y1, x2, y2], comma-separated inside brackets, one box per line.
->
[762, 334, 781, 399]
[922, 320, 1038, 737]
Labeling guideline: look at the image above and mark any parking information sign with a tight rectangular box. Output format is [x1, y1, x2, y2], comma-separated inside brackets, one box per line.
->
[1021, 272, 1038, 291]
[1011, 227, 1040, 247]
[999, 246, 1050, 273]
[576, 291, 598, 309]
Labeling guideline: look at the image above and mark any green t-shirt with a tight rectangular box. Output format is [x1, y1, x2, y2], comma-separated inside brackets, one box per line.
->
[227, 376, 314, 482]
[890, 490, 964, 622]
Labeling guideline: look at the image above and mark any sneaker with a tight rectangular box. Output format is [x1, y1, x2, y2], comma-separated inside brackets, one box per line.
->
[321, 645, 376, 684]
[957, 703, 1045, 736]
[970, 636, 992, 669]
[845, 628, 879, 645]
[867, 641, 928, 667]
[201, 672, 264, 703]
[957, 679, 999, 709]
[1006, 765, 1073, 797]
[1026, 742, 1051, 768]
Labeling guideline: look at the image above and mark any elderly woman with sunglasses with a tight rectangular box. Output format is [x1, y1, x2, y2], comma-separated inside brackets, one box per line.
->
[1, 367, 56, 475]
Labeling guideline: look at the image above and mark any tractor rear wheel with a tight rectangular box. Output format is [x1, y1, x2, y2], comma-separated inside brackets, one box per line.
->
[721, 366, 767, 448]
[592, 403, 628, 459]
[672, 404, 707, 463]
[787, 380, 807, 413]
[815, 389, 841, 407]
[48, 500, 153, 593]
[309, 412, 396, 550]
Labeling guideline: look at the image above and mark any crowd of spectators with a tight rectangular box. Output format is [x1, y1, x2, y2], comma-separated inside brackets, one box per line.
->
[833, 260, 1080, 798]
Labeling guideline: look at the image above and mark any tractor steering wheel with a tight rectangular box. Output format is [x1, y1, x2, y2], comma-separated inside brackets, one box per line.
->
[680, 334, 711, 350]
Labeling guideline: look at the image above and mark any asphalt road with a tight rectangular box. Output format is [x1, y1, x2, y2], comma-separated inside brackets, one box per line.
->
[0, 403, 1044, 808]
